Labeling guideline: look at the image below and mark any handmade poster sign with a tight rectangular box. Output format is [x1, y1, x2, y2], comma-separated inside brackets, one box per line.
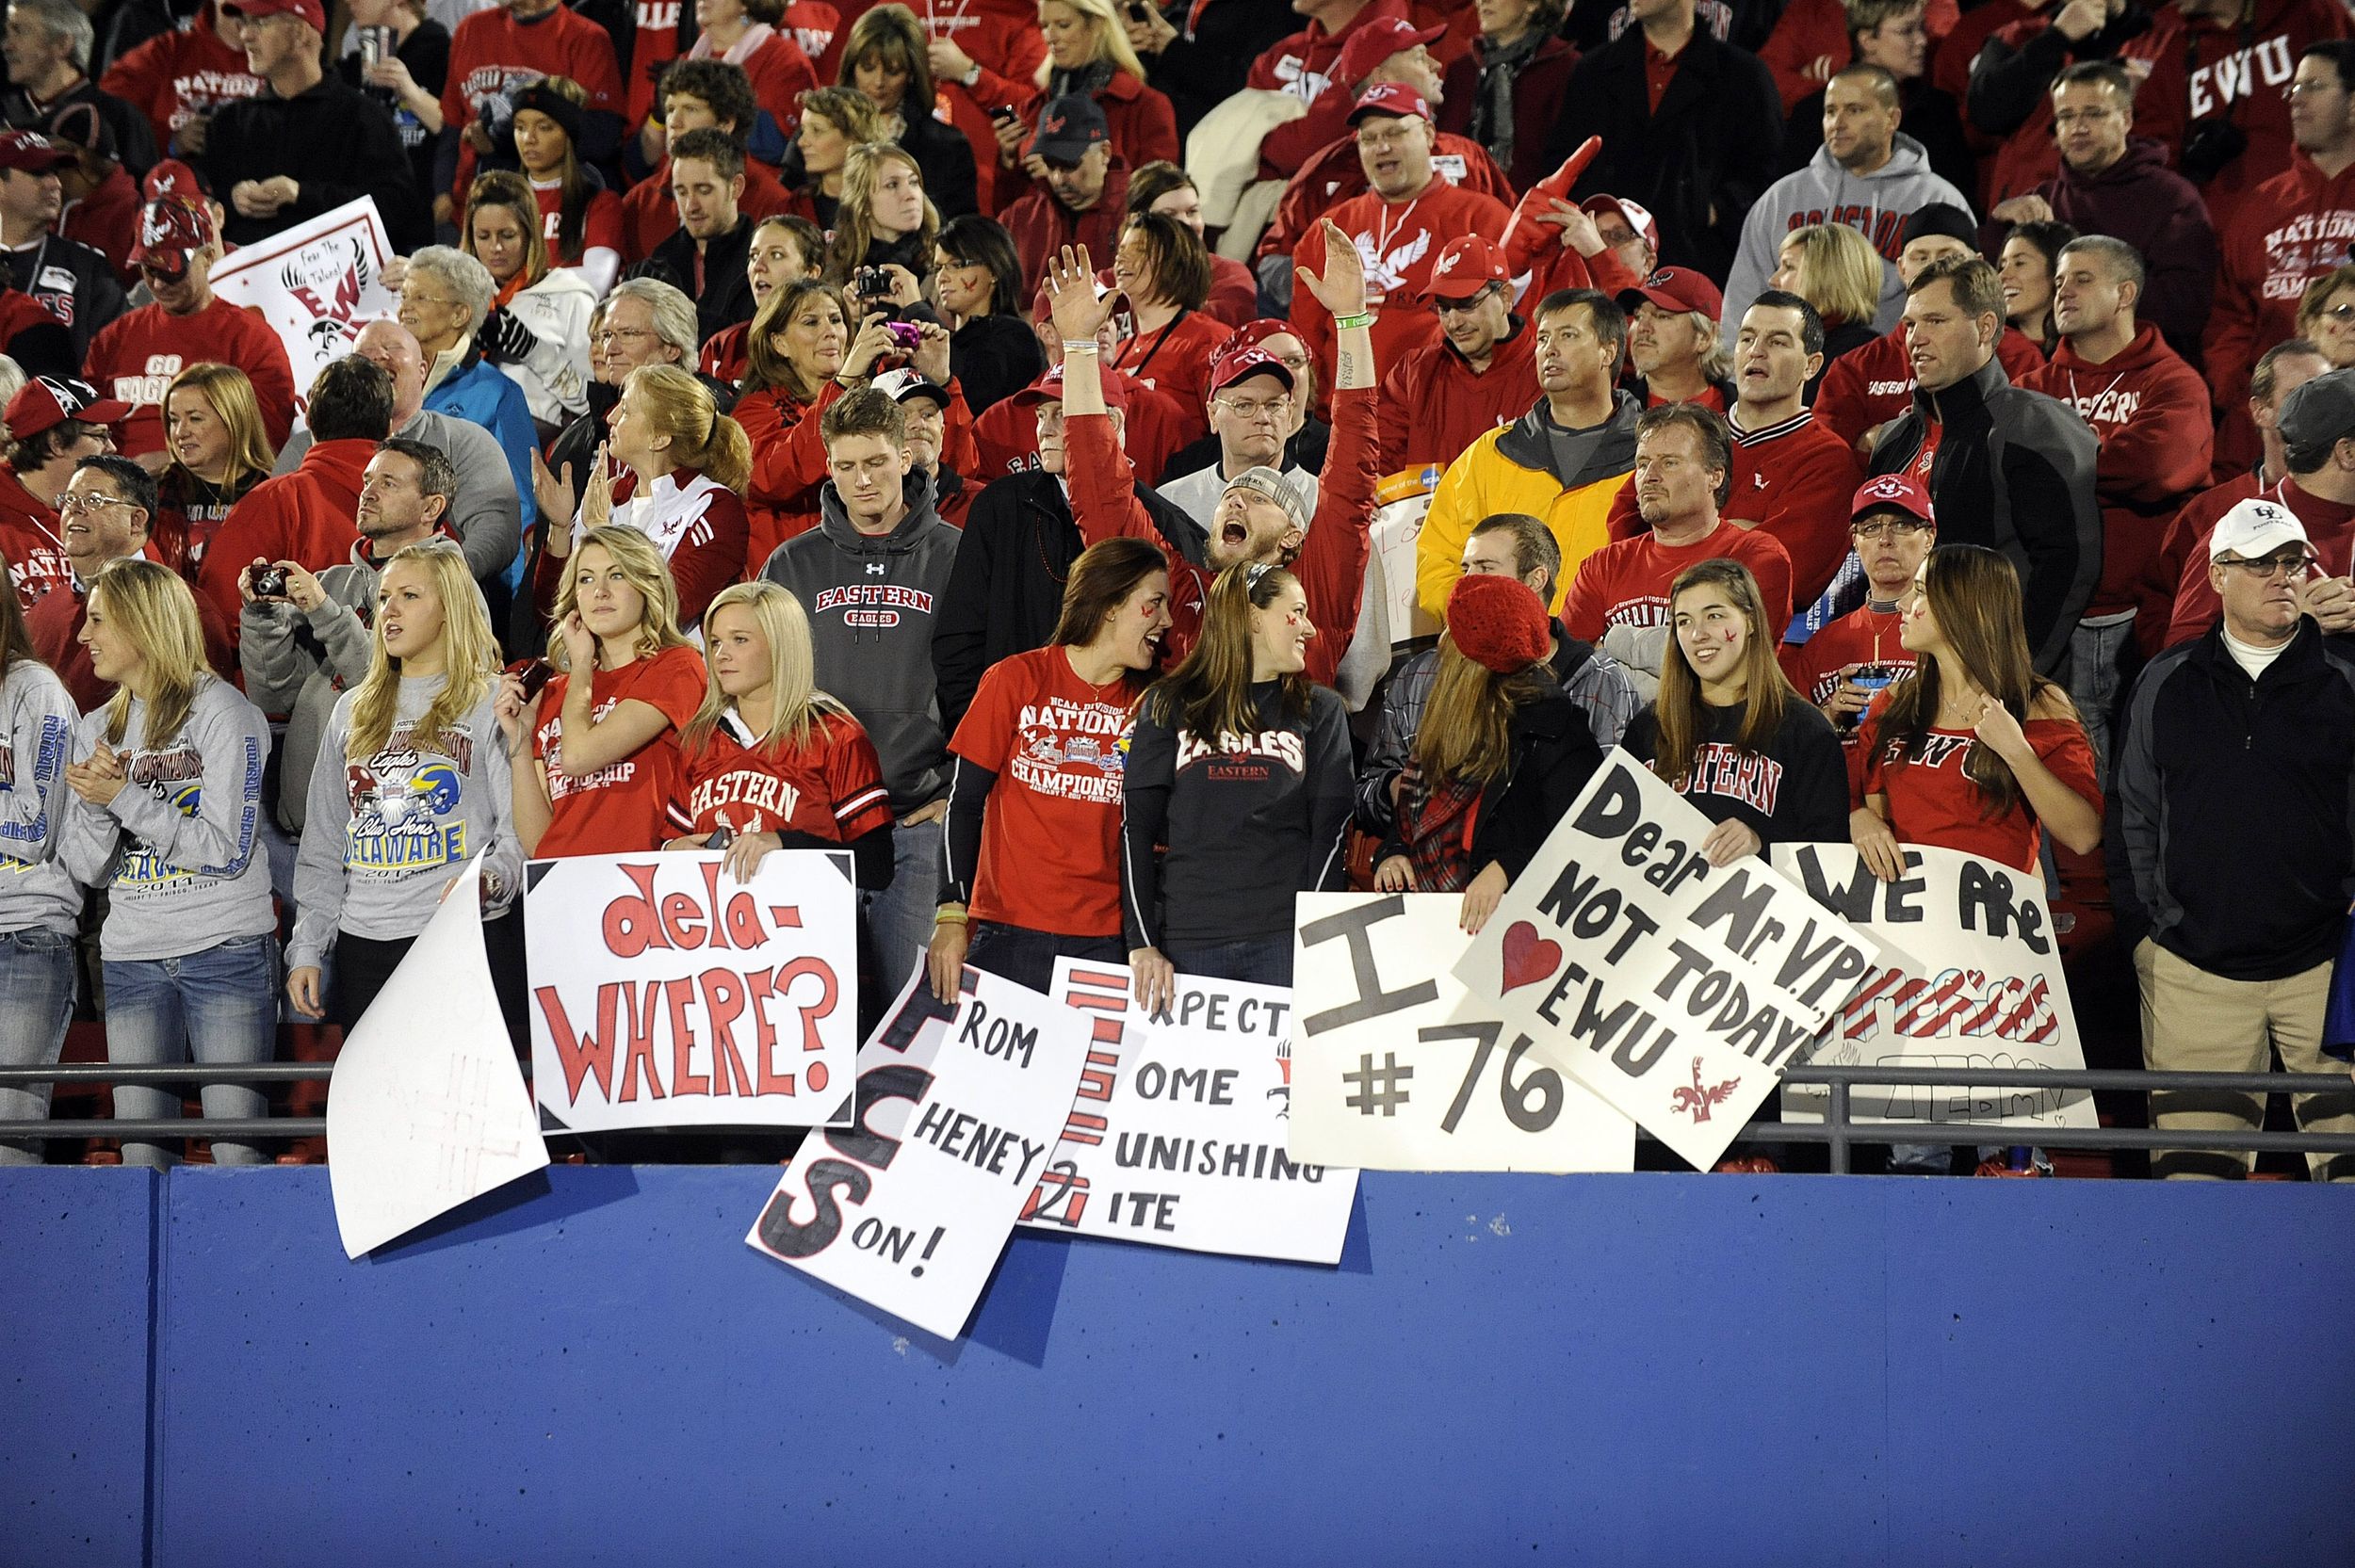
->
[747, 966, 1094, 1340]
[1771, 842, 2097, 1129]
[1015, 960, 1357, 1263]
[210, 198, 397, 414]
[1290, 892, 1634, 1172]
[1451, 753, 1881, 1168]
[329, 857, 548, 1257]
[527, 850, 857, 1134]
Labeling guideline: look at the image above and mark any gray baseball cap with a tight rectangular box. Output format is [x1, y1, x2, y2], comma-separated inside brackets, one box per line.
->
[1224, 465, 1310, 534]
[2278, 366, 2355, 453]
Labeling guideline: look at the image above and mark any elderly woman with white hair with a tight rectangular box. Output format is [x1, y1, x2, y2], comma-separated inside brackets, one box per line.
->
[397, 244, 539, 583]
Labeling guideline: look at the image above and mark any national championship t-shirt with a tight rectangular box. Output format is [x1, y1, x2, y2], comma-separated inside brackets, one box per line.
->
[949, 645, 1141, 938]
[532, 642, 706, 857]
[1857, 712, 2098, 872]
[677, 705, 892, 844]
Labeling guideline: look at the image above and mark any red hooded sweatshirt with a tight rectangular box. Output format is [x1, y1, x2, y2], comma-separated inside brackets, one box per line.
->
[1246, 0, 1408, 112]
[1376, 314, 1539, 477]
[194, 437, 373, 633]
[2018, 321, 2215, 615]
[2204, 150, 2355, 477]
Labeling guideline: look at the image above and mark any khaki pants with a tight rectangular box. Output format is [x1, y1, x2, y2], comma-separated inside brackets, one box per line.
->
[2135, 939, 2355, 1180]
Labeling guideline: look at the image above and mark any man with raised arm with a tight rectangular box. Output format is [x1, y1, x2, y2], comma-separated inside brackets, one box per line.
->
[1048, 221, 1381, 687]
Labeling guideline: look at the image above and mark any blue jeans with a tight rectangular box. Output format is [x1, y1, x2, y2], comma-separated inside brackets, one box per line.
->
[1164, 936, 1294, 989]
[966, 921, 1125, 995]
[0, 927, 75, 1166]
[2068, 610, 2136, 790]
[861, 816, 941, 1016]
[106, 933, 279, 1169]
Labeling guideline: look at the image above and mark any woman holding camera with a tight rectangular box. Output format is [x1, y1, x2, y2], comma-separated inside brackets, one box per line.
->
[821, 142, 940, 299]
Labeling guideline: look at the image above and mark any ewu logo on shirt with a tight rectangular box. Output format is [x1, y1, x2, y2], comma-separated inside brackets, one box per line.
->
[810, 582, 933, 629]
[2186, 34, 2295, 118]
[1175, 729, 1305, 775]
[1878, 732, 1974, 770]
[1676, 742, 1785, 817]
[113, 353, 184, 411]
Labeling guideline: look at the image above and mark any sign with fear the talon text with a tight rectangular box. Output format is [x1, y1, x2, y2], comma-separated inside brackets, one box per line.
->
[1451, 752, 1886, 1169]
[1015, 960, 1357, 1264]
[1770, 843, 2098, 1131]
[1289, 892, 1634, 1173]
[209, 197, 398, 420]
[526, 850, 858, 1134]
[747, 966, 1094, 1340]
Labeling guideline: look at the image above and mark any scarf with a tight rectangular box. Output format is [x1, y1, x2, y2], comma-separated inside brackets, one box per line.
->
[689, 21, 776, 68]
[1469, 28, 1548, 179]
[1396, 763, 1485, 894]
[1048, 57, 1117, 103]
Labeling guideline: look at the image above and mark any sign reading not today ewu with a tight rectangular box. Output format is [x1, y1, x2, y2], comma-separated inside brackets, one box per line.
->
[1451, 753, 1889, 1169]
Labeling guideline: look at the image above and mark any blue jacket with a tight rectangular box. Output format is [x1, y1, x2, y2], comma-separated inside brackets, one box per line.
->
[424, 346, 538, 587]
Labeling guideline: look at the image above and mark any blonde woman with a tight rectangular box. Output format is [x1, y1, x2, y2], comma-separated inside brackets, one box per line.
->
[287, 542, 526, 1033]
[530, 364, 750, 631]
[59, 558, 275, 1168]
[667, 579, 894, 889]
[821, 141, 940, 299]
[156, 364, 276, 578]
[939, 0, 1178, 176]
[1769, 222, 1885, 368]
[463, 170, 597, 441]
[496, 525, 706, 857]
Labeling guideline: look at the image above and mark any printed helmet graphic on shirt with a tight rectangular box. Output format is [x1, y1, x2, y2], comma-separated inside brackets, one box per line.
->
[166, 780, 202, 816]
[408, 764, 463, 816]
[1020, 725, 1065, 767]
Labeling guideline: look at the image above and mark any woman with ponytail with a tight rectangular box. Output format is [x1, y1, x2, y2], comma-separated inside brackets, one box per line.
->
[531, 364, 751, 633]
[1626, 558, 1848, 865]
[1852, 543, 2102, 881]
[1119, 560, 1350, 1010]
[1371, 574, 1603, 934]
[287, 543, 526, 1037]
[59, 559, 275, 1167]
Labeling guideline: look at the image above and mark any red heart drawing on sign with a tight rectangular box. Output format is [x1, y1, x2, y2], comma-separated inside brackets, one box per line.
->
[1501, 920, 1562, 994]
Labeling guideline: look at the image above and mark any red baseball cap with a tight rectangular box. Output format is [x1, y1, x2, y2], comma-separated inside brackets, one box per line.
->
[1347, 82, 1434, 125]
[130, 197, 216, 280]
[1419, 234, 1509, 302]
[1850, 473, 1936, 525]
[6, 376, 132, 440]
[1014, 364, 1131, 414]
[1337, 16, 1445, 91]
[1582, 194, 1659, 253]
[1210, 344, 1293, 395]
[0, 131, 71, 174]
[142, 158, 211, 202]
[1229, 318, 1300, 353]
[1618, 266, 1723, 319]
[221, 0, 325, 32]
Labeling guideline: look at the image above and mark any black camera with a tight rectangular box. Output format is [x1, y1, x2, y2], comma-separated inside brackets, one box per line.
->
[251, 566, 288, 599]
[854, 265, 893, 300]
[2178, 117, 2248, 184]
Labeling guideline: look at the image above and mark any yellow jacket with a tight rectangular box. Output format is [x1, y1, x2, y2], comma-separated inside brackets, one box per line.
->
[1416, 392, 1641, 621]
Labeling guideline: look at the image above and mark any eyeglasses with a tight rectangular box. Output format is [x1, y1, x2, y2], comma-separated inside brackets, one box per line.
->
[2315, 302, 2355, 324]
[1433, 286, 1499, 315]
[1214, 396, 1289, 422]
[594, 326, 654, 346]
[2288, 80, 2340, 97]
[1851, 518, 1931, 541]
[2218, 552, 2317, 579]
[2052, 108, 2118, 127]
[57, 493, 131, 515]
[400, 290, 460, 311]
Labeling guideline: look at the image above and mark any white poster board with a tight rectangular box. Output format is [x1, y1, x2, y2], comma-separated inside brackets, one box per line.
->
[526, 850, 858, 1134]
[1370, 490, 1436, 648]
[747, 965, 1094, 1340]
[329, 857, 548, 1257]
[1451, 753, 1882, 1169]
[1771, 842, 2098, 1129]
[209, 196, 398, 418]
[1014, 959, 1356, 1264]
[1290, 892, 1634, 1172]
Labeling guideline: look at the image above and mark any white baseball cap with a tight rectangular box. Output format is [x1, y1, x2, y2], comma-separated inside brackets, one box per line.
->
[2208, 497, 2311, 561]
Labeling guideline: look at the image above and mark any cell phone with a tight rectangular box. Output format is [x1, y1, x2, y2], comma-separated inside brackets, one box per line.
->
[505, 657, 556, 703]
[989, 104, 1019, 127]
[251, 565, 288, 599]
[705, 821, 736, 851]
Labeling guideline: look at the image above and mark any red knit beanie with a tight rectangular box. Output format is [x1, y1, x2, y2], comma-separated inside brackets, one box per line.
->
[1446, 574, 1550, 673]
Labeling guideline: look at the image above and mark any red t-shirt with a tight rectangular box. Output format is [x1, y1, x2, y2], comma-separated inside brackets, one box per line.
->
[1858, 712, 2098, 872]
[949, 645, 1140, 938]
[83, 298, 298, 460]
[1562, 522, 1795, 644]
[1107, 308, 1229, 441]
[530, 180, 625, 267]
[533, 643, 707, 857]
[677, 706, 892, 843]
[1778, 603, 1912, 706]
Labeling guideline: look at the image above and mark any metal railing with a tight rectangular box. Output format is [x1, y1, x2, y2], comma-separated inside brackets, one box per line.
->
[2, 1061, 2352, 1173]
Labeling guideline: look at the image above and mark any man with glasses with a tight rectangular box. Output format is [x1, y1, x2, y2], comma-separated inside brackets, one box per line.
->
[999, 94, 1127, 299]
[1375, 234, 1535, 477]
[83, 193, 294, 467]
[2119, 497, 2355, 1181]
[1780, 474, 1933, 720]
[2210, 41, 2355, 485]
[198, 0, 422, 250]
[1990, 63, 2215, 358]
[0, 375, 125, 612]
[2167, 368, 2355, 643]
[25, 453, 232, 709]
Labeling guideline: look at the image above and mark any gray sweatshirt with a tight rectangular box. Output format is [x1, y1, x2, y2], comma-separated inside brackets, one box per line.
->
[274, 409, 524, 585]
[0, 657, 82, 935]
[239, 541, 382, 833]
[1720, 136, 1973, 347]
[288, 674, 522, 971]
[58, 676, 276, 962]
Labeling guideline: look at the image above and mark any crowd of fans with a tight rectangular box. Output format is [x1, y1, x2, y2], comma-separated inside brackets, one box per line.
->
[0, 0, 2349, 1180]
